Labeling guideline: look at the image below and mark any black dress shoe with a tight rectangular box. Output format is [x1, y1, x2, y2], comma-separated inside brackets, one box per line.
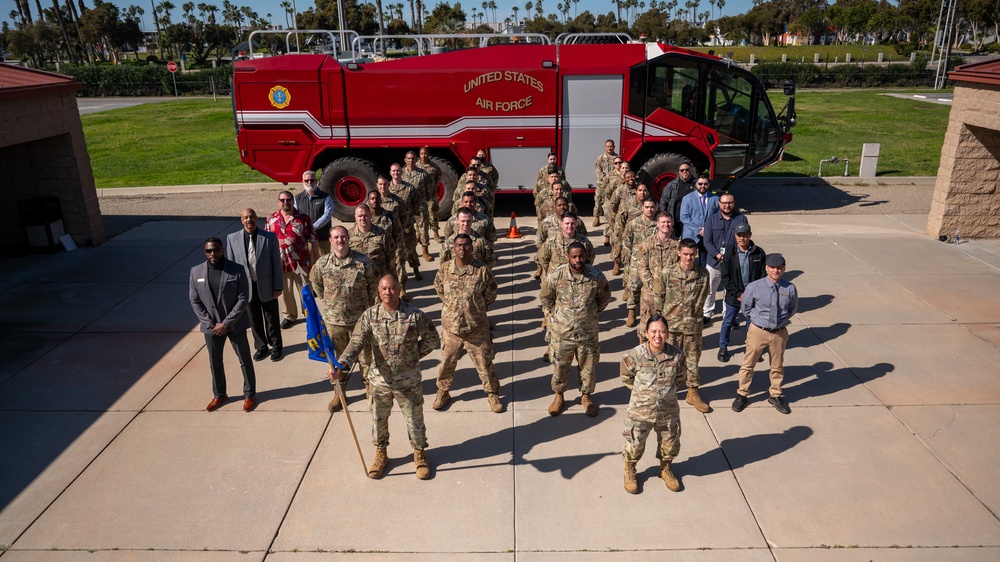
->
[768, 395, 791, 414]
[252, 348, 270, 362]
[717, 347, 729, 362]
[732, 395, 748, 412]
[270, 348, 283, 362]
[280, 319, 295, 330]
[703, 316, 713, 327]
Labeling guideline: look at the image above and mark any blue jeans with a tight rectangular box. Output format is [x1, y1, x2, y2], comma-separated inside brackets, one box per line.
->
[719, 303, 741, 349]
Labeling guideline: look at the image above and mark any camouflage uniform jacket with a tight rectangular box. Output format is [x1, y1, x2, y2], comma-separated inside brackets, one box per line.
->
[540, 263, 611, 340]
[537, 197, 578, 222]
[621, 215, 658, 269]
[379, 191, 408, 231]
[479, 162, 499, 189]
[371, 209, 402, 272]
[415, 159, 441, 194]
[535, 164, 566, 185]
[614, 194, 644, 241]
[401, 166, 430, 200]
[339, 300, 440, 390]
[389, 180, 422, 226]
[537, 214, 587, 249]
[594, 152, 617, 187]
[448, 196, 491, 221]
[536, 232, 595, 276]
[348, 224, 394, 277]
[310, 250, 378, 327]
[620, 343, 685, 422]
[442, 231, 494, 267]
[654, 263, 710, 335]
[637, 234, 680, 295]
[454, 179, 494, 207]
[434, 258, 497, 336]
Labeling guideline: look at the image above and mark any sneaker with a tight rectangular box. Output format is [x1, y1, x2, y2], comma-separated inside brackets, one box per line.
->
[767, 395, 791, 414]
[732, 395, 748, 412]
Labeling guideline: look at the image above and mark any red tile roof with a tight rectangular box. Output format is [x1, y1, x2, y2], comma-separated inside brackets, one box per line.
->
[949, 57, 1000, 87]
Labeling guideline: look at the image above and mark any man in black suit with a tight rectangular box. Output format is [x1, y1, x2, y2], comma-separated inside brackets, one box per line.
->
[226, 208, 284, 362]
[189, 237, 257, 412]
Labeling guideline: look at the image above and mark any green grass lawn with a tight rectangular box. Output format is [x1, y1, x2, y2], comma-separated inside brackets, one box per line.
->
[760, 90, 950, 177]
[81, 99, 269, 188]
[82, 91, 949, 187]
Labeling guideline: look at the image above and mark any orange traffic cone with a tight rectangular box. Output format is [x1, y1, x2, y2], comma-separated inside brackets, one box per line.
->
[506, 212, 522, 239]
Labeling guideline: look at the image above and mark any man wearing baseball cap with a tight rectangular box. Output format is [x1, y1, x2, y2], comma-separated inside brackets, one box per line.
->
[718, 222, 766, 362]
[732, 253, 798, 414]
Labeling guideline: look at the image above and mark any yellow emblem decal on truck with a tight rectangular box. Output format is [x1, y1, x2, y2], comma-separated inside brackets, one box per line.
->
[269, 86, 291, 109]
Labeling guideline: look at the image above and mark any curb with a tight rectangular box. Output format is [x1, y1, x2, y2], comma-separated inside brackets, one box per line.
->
[96, 182, 287, 197]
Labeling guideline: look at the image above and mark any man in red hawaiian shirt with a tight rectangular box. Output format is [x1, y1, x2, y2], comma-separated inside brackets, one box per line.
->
[266, 190, 319, 330]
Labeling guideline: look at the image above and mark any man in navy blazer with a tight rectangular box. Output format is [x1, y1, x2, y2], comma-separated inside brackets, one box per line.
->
[679, 175, 720, 266]
[226, 208, 284, 362]
[190, 237, 257, 412]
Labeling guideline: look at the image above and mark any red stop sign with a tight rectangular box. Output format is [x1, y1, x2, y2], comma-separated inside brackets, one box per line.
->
[167, 61, 178, 73]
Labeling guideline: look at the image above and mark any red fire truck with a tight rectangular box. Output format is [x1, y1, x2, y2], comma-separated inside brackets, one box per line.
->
[232, 33, 795, 220]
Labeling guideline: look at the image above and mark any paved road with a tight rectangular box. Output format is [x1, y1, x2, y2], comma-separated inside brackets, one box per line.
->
[76, 96, 205, 115]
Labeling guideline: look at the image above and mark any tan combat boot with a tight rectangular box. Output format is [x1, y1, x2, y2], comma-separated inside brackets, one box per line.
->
[412, 266, 423, 280]
[327, 391, 343, 413]
[603, 236, 611, 247]
[433, 230, 442, 243]
[625, 309, 638, 327]
[432, 390, 451, 410]
[414, 449, 431, 480]
[660, 460, 681, 491]
[593, 216, 601, 227]
[581, 393, 599, 417]
[686, 387, 711, 413]
[364, 381, 372, 400]
[487, 393, 503, 413]
[533, 264, 543, 280]
[612, 260, 621, 275]
[368, 447, 389, 479]
[624, 461, 639, 494]
[547, 392, 564, 416]
[422, 245, 432, 262]
[541, 316, 548, 329]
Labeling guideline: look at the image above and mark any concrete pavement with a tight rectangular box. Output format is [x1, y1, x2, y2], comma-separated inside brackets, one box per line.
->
[1, 201, 1000, 559]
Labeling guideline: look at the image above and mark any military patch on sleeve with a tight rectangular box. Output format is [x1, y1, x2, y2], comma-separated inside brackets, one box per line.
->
[622, 355, 634, 370]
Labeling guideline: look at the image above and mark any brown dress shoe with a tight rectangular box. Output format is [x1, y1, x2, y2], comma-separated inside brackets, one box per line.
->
[243, 396, 256, 412]
[206, 395, 228, 412]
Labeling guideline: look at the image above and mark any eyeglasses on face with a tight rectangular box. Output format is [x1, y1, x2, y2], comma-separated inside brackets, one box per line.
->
[279, 198, 293, 202]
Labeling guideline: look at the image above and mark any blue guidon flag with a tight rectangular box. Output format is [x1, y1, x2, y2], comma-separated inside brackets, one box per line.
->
[302, 284, 343, 368]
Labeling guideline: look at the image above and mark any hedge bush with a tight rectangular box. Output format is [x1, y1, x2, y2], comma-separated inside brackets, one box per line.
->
[751, 57, 964, 88]
[59, 62, 234, 97]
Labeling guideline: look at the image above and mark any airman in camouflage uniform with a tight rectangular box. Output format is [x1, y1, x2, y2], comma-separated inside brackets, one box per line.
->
[453, 167, 494, 211]
[653, 238, 711, 414]
[311, 225, 378, 412]
[539, 242, 611, 418]
[441, 209, 494, 268]
[476, 148, 499, 189]
[537, 197, 586, 252]
[635, 211, 679, 342]
[534, 152, 565, 185]
[330, 273, 440, 480]
[535, 212, 595, 280]
[611, 181, 648, 275]
[442, 192, 497, 243]
[533, 166, 562, 223]
[593, 139, 618, 226]
[388, 162, 424, 282]
[620, 197, 659, 326]
[433, 233, 503, 414]
[375, 176, 408, 284]
[606, 169, 637, 251]
[348, 204, 394, 281]
[536, 180, 578, 221]
[602, 160, 628, 239]
[367, 190, 401, 279]
[403, 151, 434, 261]
[416, 147, 443, 242]
[620, 314, 684, 494]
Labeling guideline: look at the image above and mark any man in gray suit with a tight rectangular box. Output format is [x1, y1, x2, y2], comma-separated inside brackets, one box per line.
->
[190, 237, 257, 412]
[226, 208, 284, 362]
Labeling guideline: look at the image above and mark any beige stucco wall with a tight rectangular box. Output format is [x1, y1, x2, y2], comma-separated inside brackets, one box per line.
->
[927, 82, 1000, 240]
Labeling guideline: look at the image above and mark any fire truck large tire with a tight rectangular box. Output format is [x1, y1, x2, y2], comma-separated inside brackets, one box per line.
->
[431, 156, 460, 221]
[638, 153, 694, 202]
[322, 157, 379, 222]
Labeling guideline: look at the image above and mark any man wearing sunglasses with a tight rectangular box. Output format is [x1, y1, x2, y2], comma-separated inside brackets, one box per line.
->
[266, 190, 319, 330]
[294, 170, 334, 255]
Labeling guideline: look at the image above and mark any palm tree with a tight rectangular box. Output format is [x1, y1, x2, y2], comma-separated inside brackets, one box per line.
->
[511, 5, 518, 24]
[534, 0, 542, 19]
[481, 1, 488, 24]
[572, 0, 578, 17]
[408, 0, 415, 29]
[279, 0, 290, 28]
[524, 1, 531, 21]
[488, 0, 497, 23]
[181, 1, 194, 24]
[715, 0, 723, 18]
[205, 3, 216, 23]
[707, 0, 714, 20]
[158, 0, 174, 26]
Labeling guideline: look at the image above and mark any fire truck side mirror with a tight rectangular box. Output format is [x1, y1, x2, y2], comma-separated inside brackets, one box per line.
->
[783, 80, 796, 96]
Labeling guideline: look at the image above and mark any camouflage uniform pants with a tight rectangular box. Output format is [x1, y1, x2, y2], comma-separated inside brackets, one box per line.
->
[667, 330, 702, 388]
[549, 333, 599, 395]
[329, 324, 370, 385]
[370, 382, 427, 450]
[404, 226, 420, 269]
[594, 181, 606, 218]
[416, 201, 433, 246]
[437, 329, 499, 394]
[622, 409, 681, 462]
[636, 291, 655, 343]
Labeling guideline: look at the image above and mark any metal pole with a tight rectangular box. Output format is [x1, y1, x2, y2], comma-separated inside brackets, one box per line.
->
[291, 0, 300, 52]
[211, 76, 217, 101]
[337, 0, 346, 55]
[172, 72, 178, 99]
[930, 0, 946, 65]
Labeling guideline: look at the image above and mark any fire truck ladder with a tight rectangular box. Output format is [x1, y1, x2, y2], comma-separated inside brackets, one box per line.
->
[554, 32, 633, 44]
[246, 29, 361, 59]
[352, 33, 552, 57]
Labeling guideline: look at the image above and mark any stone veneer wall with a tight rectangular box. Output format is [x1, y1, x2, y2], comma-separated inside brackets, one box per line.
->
[0, 91, 106, 250]
[927, 82, 1000, 240]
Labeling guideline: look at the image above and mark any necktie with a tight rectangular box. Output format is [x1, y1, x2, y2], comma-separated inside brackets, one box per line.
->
[247, 235, 257, 282]
[769, 282, 779, 329]
[701, 194, 706, 212]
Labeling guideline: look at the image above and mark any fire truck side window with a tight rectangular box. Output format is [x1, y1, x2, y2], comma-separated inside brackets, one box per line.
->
[643, 60, 699, 120]
[704, 69, 753, 143]
[752, 95, 781, 163]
